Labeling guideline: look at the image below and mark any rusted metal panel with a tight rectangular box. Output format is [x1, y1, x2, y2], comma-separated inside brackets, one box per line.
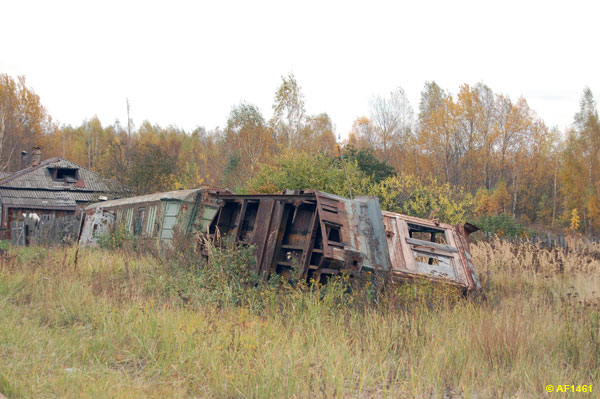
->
[79, 208, 115, 246]
[453, 224, 481, 290]
[206, 190, 481, 291]
[382, 210, 480, 291]
[206, 190, 392, 281]
[382, 213, 407, 271]
[347, 196, 392, 272]
[252, 199, 277, 274]
[315, 192, 391, 272]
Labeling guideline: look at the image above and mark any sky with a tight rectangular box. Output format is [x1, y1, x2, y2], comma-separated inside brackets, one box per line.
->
[2, 0, 599, 137]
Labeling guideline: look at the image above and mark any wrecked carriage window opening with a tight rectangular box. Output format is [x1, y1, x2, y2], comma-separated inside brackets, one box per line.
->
[324, 222, 342, 244]
[133, 207, 146, 236]
[211, 201, 240, 236]
[407, 223, 448, 245]
[239, 201, 259, 241]
[413, 250, 456, 278]
[406, 222, 457, 278]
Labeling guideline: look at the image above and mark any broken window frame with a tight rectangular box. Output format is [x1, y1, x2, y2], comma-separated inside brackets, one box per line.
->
[50, 167, 79, 182]
[412, 249, 457, 279]
[404, 222, 459, 281]
[133, 206, 146, 236]
[238, 200, 259, 242]
[323, 221, 343, 246]
[407, 222, 449, 245]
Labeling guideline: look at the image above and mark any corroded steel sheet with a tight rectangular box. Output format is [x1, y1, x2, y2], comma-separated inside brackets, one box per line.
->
[382, 210, 480, 291]
[79, 207, 115, 246]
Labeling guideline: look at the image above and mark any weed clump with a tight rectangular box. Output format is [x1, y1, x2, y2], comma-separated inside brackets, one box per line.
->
[96, 223, 133, 250]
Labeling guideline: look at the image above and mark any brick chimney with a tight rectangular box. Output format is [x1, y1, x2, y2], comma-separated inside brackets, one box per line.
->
[31, 146, 41, 166]
[21, 151, 28, 168]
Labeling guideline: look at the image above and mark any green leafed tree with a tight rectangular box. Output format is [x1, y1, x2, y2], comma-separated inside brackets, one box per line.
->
[244, 152, 372, 197]
[342, 146, 396, 183]
[368, 174, 474, 224]
[127, 142, 178, 195]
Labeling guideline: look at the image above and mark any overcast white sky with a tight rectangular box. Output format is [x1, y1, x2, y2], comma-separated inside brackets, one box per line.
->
[2, 0, 599, 137]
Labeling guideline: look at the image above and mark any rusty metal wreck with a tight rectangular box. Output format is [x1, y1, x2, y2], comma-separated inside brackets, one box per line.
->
[81, 188, 482, 292]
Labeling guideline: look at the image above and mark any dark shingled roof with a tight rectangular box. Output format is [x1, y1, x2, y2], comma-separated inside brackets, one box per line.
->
[0, 157, 116, 192]
[0, 157, 121, 210]
[0, 188, 77, 210]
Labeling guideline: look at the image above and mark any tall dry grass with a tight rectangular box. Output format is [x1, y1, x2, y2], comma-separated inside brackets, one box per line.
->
[0, 239, 598, 398]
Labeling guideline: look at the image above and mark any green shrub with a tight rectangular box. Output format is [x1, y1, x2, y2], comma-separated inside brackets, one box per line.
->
[369, 174, 474, 224]
[162, 237, 261, 308]
[475, 213, 528, 237]
[244, 152, 372, 196]
[96, 224, 133, 250]
[342, 146, 396, 183]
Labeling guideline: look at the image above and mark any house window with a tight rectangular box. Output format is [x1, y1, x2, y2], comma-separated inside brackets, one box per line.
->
[51, 168, 79, 182]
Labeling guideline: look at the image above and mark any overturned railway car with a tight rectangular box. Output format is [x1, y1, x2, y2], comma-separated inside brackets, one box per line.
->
[81, 189, 481, 292]
[381, 211, 481, 291]
[79, 188, 228, 247]
[204, 190, 391, 284]
[205, 190, 481, 291]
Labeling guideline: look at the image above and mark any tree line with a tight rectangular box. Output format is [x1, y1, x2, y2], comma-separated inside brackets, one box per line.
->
[1, 73, 598, 235]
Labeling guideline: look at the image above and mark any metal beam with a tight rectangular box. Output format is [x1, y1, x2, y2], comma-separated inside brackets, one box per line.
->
[209, 193, 316, 201]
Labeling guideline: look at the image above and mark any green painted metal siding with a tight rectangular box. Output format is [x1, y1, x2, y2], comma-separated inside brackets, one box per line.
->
[125, 208, 134, 233]
[146, 205, 157, 236]
[160, 201, 180, 240]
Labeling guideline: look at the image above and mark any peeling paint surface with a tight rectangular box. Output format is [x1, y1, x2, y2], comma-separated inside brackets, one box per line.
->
[382, 211, 480, 291]
[79, 208, 115, 247]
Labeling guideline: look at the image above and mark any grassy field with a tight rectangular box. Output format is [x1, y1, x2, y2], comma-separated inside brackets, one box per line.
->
[0, 239, 599, 398]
